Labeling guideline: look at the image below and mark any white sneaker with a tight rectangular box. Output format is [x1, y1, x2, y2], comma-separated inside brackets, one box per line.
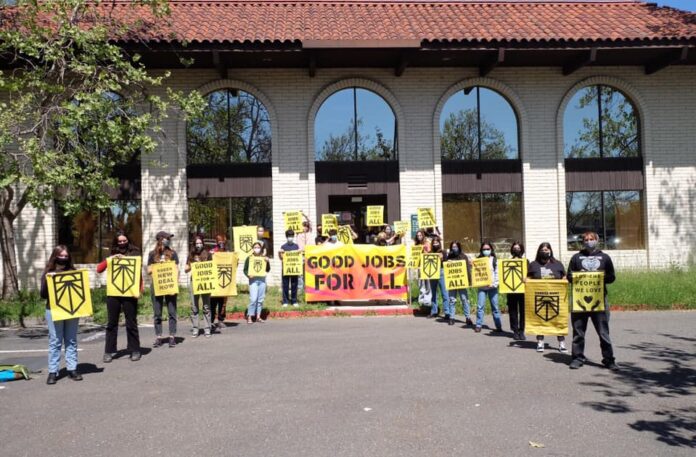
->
[537, 341, 545, 352]
[559, 341, 568, 353]
[292, 303, 299, 307]
[282, 303, 289, 307]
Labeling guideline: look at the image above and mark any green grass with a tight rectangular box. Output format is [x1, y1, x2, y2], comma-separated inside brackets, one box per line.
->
[1, 269, 694, 326]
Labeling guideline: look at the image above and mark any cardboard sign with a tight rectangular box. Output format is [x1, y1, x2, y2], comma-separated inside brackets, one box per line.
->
[524, 279, 569, 336]
[337, 225, 354, 245]
[191, 261, 216, 295]
[420, 253, 441, 280]
[248, 257, 268, 278]
[233, 226, 258, 261]
[394, 220, 410, 237]
[571, 271, 605, 312]
[366, 206, 384, 227]
[417, 208, 436, 229]
[304, 244, 407, 302]
[46, 270, 93, 321]
[499, 258, 527, 294]
[106, 256, 141, 298]
[151, 262, 179, 296]
[471, 257, 493, 288]
[282, 251, 303, 276]
[321, 214, 338, 236]
[284, 211, 303, 232]
[444, 260, 470, 290]
[407, 245, 424, 269]
[212, 251, 238, 297]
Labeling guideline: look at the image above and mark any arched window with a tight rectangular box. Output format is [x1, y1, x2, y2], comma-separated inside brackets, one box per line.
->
[187, 89, 271, 164]
[564, 85, 644, 250]
[440, 86, 518, 160]
[564, 85, 639, 158]
[315, 87, 397, 161]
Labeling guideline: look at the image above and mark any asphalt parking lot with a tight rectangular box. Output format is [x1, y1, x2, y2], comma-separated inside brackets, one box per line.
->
[1, 311, 695, 456]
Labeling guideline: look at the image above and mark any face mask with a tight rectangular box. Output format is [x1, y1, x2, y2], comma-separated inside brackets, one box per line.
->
[512, 249, 521, 256]
[451, 247, 459, 254]
[117, 242, 128, 253]
[482, 249, 491, 257]
[162, 239, 170, 248]
[195, 244, 203, 252]
[56, 257, 69, 265]
[433, 244, 441, 251]
[287, 237, 295, 244]
[330, 236, 337, 242]
[583, 240, 598, 251]
[541, 251, 551, 260]
[253, 248, 262, 255]
[217, 242, 225, 249]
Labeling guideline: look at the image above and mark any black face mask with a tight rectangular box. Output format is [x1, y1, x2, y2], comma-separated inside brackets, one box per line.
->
[117, 243, 128, 253]
[512, 249, 521, 256]
[56, 257, 69, 266]
[540, 251, 551, 260]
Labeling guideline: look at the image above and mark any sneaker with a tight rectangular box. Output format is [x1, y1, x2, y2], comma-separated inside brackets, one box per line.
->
[569, 359, 584, 369]
[130, 351, 141, 362]
[448, 318, 455, 326]
[68, 370, 83, 381]
[46, 372, 57, 385]
[292, 303, 299, 307]
[474, 326, 482, 333]
[204, 331, 211, 338]
[519, 333, 527, 341]
[465, 318, 474, 327]
[559, 341, 568, 353]
[168, 336, 176, 348]
[537, 341, 545, 352]
[604, 362, 620, 371]
[103, 353, 114, 363]
[282, 303, 289, 307]
[153, 338, 162, 348]
[191, 328, 199, 338]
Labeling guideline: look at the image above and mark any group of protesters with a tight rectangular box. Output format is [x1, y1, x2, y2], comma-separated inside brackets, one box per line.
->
[40, 213, 617, 385]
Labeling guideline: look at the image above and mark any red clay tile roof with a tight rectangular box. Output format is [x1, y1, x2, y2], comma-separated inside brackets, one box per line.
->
[86, 1, 696, 46]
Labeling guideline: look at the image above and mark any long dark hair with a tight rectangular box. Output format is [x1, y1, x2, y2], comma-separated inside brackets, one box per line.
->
[110, 230, 140, 255]
[414, 229, 426, 245]
[510, 241, 525, 258]
[477, 240, 496, 258]
[535, 242, 557, 264]
[44, 245, 75, 273]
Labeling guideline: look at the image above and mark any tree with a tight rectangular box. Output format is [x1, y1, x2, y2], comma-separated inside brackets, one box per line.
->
[440, 109, 514, 160]
[317, 118, 396, 161]
[0, 0, 205, 299]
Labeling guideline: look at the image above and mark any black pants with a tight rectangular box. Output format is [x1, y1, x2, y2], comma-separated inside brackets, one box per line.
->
[507, 293, 525, 333]
[571, 310, 615, 364]
[153, 294, 177, 336]
[282, 275, 298, 305]
[105, 296, 140, 353]
[210, 297, 226, 323]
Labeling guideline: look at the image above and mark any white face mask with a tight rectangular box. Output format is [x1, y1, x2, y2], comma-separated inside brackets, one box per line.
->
[253, 248, 262, 255]
[287, 237, 295, 243]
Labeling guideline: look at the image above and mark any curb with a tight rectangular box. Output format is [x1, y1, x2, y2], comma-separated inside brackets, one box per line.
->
[226, 307, 418, 320]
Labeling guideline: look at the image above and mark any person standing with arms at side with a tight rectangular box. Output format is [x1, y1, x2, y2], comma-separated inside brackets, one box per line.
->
[507, 242, 527, 341]
[427, 237, 451, 322]
[475, 241, 502, 333]
[185, 235, 212, 338]
[41, 245, 82, 384]
[414, 230, 432, 306]
[147, 231, 180, 348]
[446, 241, 473, 326]
[527, 242, 566, 352]
[279, 229, 300, 307]
[210, 234, 229, 330]
[257, 225, 271, 257]
[567, 232, 619, 370]
[244, 241, 271, 323]
[96, 231, 142, 362]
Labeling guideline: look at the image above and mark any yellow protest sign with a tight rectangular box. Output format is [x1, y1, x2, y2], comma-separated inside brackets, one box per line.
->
[337, 225, 354, 244]
[444, 260, 470, 290]
[106, 256, 141, 298]
[394, 220, 410, 236]
[321, 214, 338, 236]
[46, 270, 93, 321]
[499, 258, 527, 294]
[212, 251, 238, 297]
[191, 261, 216, 295]
[407, 245, 424, 269]
[284, 211, 303, 232]
[524, 279, 569, 336]
[420, 253, 441, 280]
[151, 262, 179, 296]
[233, 225, 258, 261]
[248, 256, 268, 278]
[282, 251, 303, 276]
[417, 208, 436, 229]
[471, 257, 493, 288]
[366, 206, 384, 227]
[572, 272, 605, 312]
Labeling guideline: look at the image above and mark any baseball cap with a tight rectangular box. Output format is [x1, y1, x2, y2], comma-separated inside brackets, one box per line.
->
[155, 231, 174, 240]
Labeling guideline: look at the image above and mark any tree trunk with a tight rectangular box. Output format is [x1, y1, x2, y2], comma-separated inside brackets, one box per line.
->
[0, 211, 20, 300]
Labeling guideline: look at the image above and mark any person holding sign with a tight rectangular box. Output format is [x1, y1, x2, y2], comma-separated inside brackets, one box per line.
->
[414, 230, 432, 306]
[474, 242, 502, 333]
[446, 241, 473, 326]
[185, 235, 212, 338]
[210, 234, 230, 329]
[567, 232, 618, 371]
[527, 243, 567, 352]
[40, 246, 82, 384]
[244, 241, 271, 323]
[279, 229, 300, 307]
[96, 231, 142, 363]
[506, 242, 528, 342]
[147, 231, 180, 348]
[426, 238, 450, 320]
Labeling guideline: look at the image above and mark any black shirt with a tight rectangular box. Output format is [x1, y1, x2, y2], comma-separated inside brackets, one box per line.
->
[528, 259, 565, 280]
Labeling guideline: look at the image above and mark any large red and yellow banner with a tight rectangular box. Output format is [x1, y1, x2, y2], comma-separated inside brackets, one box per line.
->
[304, 244, 408, 302]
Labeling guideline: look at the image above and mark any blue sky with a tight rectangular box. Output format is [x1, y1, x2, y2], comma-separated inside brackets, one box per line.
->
[655, 1, 695, 11]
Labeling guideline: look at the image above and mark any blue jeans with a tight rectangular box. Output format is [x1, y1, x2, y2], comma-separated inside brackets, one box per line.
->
[248, 278, 267, 317]
[449, 289, 471, 318]
[476, 288, 501, 329]
[46, 310, 79, 373]
[429, 270, 450, 316]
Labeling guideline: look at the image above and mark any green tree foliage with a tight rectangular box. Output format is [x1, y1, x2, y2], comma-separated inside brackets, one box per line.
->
[440, 109, 514, 160]
[317, 118, 395, 161]
[0, 0, 205, 298]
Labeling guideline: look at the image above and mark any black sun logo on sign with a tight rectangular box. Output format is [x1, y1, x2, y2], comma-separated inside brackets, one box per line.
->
[502, 259, 524, 292]
[218, 266, 233, 289]
[239, 235, 255, 253]
[53, 272, 87, 315]
[337, 227, 351, 244]
[422, 255, 438, 278]
[111, 258, 137, 294]
[253, 259, 264, 273]
[534, 295, 560, 322]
